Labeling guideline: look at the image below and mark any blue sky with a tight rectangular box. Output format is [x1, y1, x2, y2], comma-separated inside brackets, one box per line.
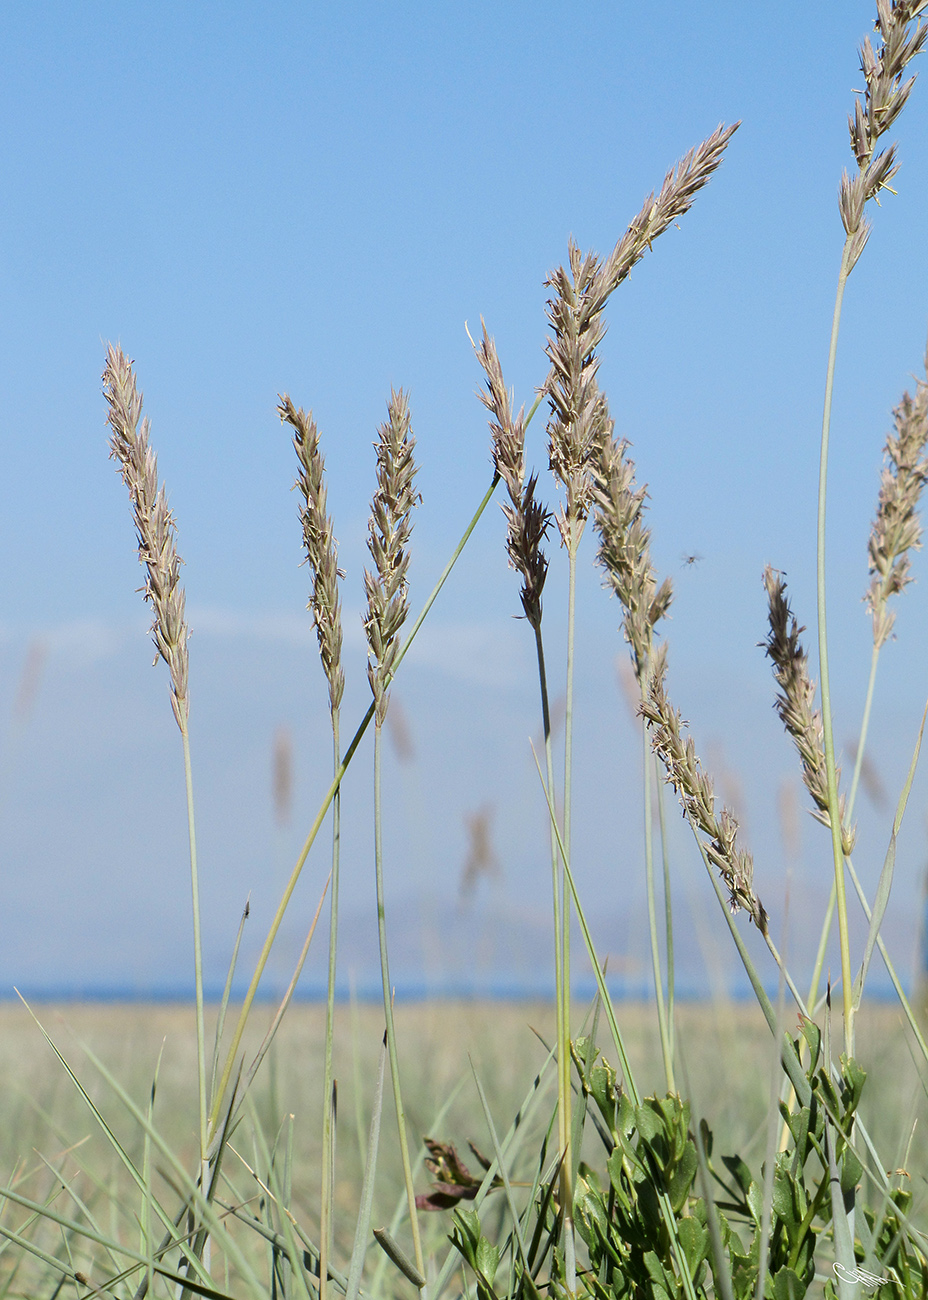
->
[2, 1, 928, 998]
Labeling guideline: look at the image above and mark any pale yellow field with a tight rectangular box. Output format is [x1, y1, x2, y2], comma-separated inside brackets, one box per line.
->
[1, 998, 924, 1294]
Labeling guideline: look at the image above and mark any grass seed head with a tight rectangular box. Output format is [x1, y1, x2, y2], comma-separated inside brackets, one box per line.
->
[103, 343, 189, 734]
[476, 324, 551, 630]
[866, 349, 928, 647]
[279, 396, 345, 716]
[641, 651, 767, 933]
[841, 1, 927, 270]
[543, 125, 737, 547]
[545, 241, 612, 544]
[762, 567, 856, 855]
[364, 389, 419, 725]
[593, 431, 672, 687]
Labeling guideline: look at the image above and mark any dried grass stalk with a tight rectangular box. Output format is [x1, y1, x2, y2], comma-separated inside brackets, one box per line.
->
[595, 123, 739, 316]
[544, 243, 613, 544]
[104, 343, 189, 733]
[476, 324, 551, 630]
[364, 390, 419, 725]
[641, 649, 768, 933]
[593, 430, 672, 685]
[866, 349, 928, 647]
[544, 124, 738, 543]
[279, 396, 345, 715]
[762, 566, 856, 855]
[840, 1, 928, 271]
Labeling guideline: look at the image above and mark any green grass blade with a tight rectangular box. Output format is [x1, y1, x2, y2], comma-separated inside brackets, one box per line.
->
[470, 1058, 530, 1269]
[209, 895, 251, 1108]
[432, 1041, 558, 1299]
[853, 701, 927, 1010]
[529, 745, 701, 1300]
[345, 1032, 387, 1300]
[13, 994, 209, 1280]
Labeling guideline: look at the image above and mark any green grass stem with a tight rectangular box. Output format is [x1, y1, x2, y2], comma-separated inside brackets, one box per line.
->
[816, 239, 855, 1053]
[345, 1033, 386, 1300]
[181, 728, 209, 1213]
[373, 722, 424, 1287]
[848, 643, 881, 817]
[529, 622, 571, 1267]
[644, 727, 674, 1092]
[531, 751, 700, 1300]
[320, 713, 341, 1300]
[209, 897, 250, 1111]
[470, 1061, 530, 1270]
[656, 758, 675, 1059]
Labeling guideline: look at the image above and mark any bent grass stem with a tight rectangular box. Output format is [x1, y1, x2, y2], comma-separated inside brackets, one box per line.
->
[817, 240, 855, 1053]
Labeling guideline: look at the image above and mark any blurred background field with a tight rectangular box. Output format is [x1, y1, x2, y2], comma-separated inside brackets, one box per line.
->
[2, 997, 925, 1275]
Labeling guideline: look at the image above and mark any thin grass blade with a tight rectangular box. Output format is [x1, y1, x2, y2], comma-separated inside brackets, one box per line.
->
[345, 1032, 387, 1300]
[853, 700, 927, 1010]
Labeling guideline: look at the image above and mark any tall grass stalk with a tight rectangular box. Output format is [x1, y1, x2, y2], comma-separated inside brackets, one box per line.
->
[103, 345, 210, 1234]
[474, 323, 573, 1265]
[280, 395, 345, 1300]
[817, 251, 857, 1052]
[815, 0, 927, 1054]
[530, 746, 700, 1300]
[644, 729, 674, 1091]
[655, 758, 675, 1059]
[364, 389, 424, 1284]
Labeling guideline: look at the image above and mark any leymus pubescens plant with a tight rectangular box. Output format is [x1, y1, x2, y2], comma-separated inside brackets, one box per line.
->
[363, 390, 424, 1285]
[817, 0, 927, 1053]
[542, 119, 739, 930]
[476, 128, 741, 1246]
[474, 323, 587, 1275]
[103, 344, 210, 1258]
[279, 396, 344, 1300]
[282, 398, 345, 714]
[105, 347, 190, 734]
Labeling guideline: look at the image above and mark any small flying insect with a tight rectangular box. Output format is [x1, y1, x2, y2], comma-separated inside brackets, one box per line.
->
[681, 552, 703, 568]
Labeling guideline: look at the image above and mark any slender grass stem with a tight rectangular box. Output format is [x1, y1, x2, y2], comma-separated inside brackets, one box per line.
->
[561, 541, 578, 1292]
[563, 542, 576, 1008]
[844, 853, 928, 1066]
[656, 757, 675, 1059]
[530, 746, 698, 1300]
[209, 471, 501, 1133]
[849, 643, 881, 817]
[320, 713, 341, 1300]
[807, 641, 879, 1012]
[180, 727, 209, 1217]
[807, 887, 837, 1014]
[644, 726, 674, 1092]
[531, 624, 571, 1227]
[817, 239, 855, 1053]
[373, 722, 424, 1287]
